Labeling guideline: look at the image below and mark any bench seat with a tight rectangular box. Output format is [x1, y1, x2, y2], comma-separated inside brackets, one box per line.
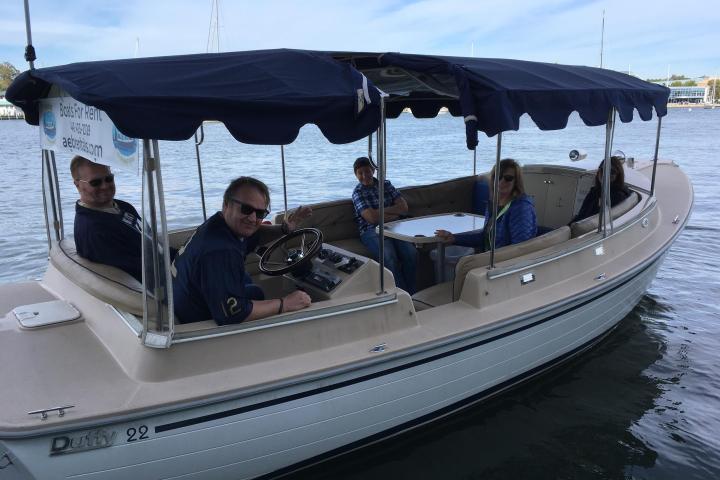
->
[50, 239, 144, 315]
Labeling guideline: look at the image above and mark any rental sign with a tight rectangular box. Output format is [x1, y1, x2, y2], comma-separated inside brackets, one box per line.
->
[39, 95, 138, 172]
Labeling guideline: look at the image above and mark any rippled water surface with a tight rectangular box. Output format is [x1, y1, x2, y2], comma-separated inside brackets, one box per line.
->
[1, 108, 718, 479]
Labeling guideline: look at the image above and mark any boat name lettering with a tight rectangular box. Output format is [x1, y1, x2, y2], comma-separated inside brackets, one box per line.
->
[49, 429, 117, 456]
[58, 102, 104, 122]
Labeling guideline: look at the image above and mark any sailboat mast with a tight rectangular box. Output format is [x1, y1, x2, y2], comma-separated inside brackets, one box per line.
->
[599, 9, 605, 68]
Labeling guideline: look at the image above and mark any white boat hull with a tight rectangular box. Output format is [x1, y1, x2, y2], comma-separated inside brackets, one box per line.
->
[2, 254, 663, 480]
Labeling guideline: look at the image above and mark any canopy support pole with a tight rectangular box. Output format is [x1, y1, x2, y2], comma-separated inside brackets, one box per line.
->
[650, 116, 662, 196]
[489, 133, 502, 269]
[141, 139, 174, 348]
[281, 145, 289, 217]
[377, 96, 387, 294]
[41, 149, 63, 246]
[599, 108, 617, 237]
[22, 0, 36, 69]
[368, 134, 373, 163]
[194, 125, 207, 221]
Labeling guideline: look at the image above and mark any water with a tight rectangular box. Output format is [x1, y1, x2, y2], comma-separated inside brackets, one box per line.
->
[1, 108, 719, 479]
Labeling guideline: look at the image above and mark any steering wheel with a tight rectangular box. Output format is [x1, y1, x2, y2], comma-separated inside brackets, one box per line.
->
[259, 228, 323, 276]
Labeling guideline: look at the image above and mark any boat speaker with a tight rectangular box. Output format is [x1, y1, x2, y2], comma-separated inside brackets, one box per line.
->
[569, 149, 587, 161]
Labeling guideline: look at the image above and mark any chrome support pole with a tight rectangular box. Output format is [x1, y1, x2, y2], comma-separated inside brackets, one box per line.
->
[50, 150, 64, 240]
[23, 0, 35, 69]
[40, 150, 52, 250]
[368, 133, 373, 162]
[151, 139, 174, 342]
[473, 148, 477, 176]
[489, 133, 502, 269]
[193, 125, 207, 221]
[139, 139, 174, 346]
[281, 145, 289, 217]
[141, 140, 153, 337]
[600, 108, 616, 236]
[377, 96, 387, 294]
[43, 150, 62, 242]
[650, 116, 662, 196]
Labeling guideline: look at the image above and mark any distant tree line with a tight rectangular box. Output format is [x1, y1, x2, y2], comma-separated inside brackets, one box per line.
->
[708, 80, 719, 102]
[0, 62, 20, 91]
[669, 80, 698, 87]
[646, 74, 690, 82]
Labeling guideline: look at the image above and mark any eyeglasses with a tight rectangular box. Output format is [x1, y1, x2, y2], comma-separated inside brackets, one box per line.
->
[229, 198, 270, 219]
[499, 174, 515, 182]
[78, 174, 114, 188]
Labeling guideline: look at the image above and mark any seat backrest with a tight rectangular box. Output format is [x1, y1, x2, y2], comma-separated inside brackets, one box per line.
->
[401, 175, 475, 217]
[452, 225, 571, 300]
[570, 191, 640, 238]
[50, 239, 144, 315]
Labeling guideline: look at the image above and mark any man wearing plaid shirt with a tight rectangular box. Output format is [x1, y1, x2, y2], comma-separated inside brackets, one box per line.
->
[351, 157, 417, 294]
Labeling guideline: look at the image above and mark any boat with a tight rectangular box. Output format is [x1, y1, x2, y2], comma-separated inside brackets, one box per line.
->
[0, 49, 692, 479]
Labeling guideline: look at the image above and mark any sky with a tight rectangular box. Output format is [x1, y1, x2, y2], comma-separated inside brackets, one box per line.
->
[1, 0, 718, 80]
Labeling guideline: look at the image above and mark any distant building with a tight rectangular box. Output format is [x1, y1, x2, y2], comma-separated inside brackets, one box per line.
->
[0, 91, 24, 119]
[649, 81, 709, 104]
[667, 86, 707, 104]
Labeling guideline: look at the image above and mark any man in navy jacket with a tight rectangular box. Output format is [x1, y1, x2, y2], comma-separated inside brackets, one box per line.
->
[71, 155, 143, 282]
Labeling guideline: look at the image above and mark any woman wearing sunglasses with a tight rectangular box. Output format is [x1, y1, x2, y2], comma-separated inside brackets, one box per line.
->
[436, 158, 537, 251]
[572, 156, 630, 223]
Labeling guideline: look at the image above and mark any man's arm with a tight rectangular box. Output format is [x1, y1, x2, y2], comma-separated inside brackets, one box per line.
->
[358, 194, 408, 224]
[254, 205, 313, 245]
[246, 290, 311, 321]
[200, 252, 311, 325]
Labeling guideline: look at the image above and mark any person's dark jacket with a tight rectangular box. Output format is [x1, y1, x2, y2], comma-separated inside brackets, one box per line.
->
[74, 199, 142, 282]
[572, 185, 631, 223]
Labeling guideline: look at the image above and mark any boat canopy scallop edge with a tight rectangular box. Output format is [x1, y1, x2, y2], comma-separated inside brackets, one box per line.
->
[7, 49, 670, 150]
[5, 49, 383, 145]
[333, 52, 670, 149]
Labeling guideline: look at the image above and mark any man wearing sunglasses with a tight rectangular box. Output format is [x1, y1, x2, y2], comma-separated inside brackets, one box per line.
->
[71, 155, 143, 282]
[172, 176, 313, 325]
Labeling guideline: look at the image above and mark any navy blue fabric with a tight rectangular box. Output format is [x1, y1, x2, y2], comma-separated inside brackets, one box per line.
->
[472, 178, 489, 215]
[6, 49, 381, 145]
[74, 199, 142, 282]
[172, 212, 263, 325]
[453, 194, 537, 250]
[376, 53, 670, 145]
[7, 49, 669, 150]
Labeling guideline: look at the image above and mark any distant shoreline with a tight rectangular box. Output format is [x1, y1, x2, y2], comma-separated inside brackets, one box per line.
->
[667, 103, 717, 109]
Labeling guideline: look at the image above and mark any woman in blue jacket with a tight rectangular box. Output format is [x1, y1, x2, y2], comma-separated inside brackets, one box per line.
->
[436, 158, 537, 251]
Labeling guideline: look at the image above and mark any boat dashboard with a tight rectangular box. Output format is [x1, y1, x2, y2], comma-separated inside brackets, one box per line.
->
[279, 245, 370, 301]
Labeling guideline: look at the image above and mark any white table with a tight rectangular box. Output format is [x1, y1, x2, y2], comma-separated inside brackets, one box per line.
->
[382, 212, 485, 281]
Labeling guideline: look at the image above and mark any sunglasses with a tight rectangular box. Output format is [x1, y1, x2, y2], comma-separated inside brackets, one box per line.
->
[499, 174, 515, 182]
[229, 198, 270, 220]
[78, 174, 115, 188]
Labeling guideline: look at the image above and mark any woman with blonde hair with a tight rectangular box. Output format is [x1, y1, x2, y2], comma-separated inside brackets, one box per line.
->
[436, 158, 537, 250]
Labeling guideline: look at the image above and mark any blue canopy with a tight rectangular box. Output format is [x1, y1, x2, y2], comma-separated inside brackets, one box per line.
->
[6, 49, 381, 145]
[8, 49, 669, 150]
[336, 52, 670, 148]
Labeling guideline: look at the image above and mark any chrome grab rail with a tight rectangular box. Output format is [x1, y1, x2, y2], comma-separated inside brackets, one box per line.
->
[27, 405, 75, 420]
